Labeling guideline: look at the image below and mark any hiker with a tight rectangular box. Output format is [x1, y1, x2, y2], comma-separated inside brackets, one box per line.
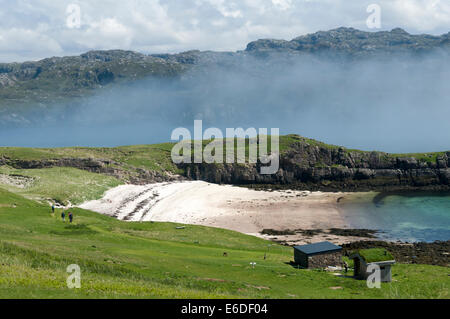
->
[61, 211, 66, 222]
[51, 204, 55, 214]
[68, 212, 73, 223]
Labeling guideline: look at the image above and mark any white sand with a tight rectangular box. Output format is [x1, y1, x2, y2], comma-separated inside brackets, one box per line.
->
[80, 181, 350, 240]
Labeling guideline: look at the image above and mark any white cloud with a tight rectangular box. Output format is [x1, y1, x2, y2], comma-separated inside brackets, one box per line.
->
[388, 0, 450, 31]
[0, 0, 448, 62]
[204, 0, 243, 18]
[272, 0, 292, 11]
[0, 27, 62, 61]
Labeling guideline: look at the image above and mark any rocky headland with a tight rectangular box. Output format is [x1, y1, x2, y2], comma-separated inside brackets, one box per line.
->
[181, 135, 450, 191]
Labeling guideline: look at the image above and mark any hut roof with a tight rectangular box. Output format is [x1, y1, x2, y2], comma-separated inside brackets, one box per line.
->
[350, 248, 395, 263]
[294, 241, 342, 256]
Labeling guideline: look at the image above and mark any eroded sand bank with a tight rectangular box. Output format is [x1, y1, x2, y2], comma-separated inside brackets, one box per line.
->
[79, 181, 370, 245]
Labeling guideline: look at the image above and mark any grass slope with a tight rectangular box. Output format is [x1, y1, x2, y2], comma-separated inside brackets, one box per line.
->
[0, 143, 181, 174]
[0, 188, 448, 299]
[0, 166, 122, 205]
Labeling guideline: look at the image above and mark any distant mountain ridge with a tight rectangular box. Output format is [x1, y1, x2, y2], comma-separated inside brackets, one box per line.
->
[0, 27, 449, 120]
[153, 27, 450, 64]
[245, 27, 450, 56]
[0, 50, 185, 112]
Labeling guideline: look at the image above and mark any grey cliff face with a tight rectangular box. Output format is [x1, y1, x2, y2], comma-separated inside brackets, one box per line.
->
[181, 137, 450, 191]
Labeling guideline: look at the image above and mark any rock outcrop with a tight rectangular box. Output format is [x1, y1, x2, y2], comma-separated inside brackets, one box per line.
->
[245, 27, 450, 57]
[180, 136, 450, 191]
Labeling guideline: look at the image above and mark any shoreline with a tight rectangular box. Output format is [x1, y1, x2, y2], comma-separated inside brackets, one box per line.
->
[255, 227, 379, 246]
[79, 181, 449, 248]
[79, 181, 381, 245]
[341, 240, 450, 267]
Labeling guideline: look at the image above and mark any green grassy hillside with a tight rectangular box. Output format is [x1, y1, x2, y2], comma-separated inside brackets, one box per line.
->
[0, 188, 448, 299]
[0, 166, 122, 205]
[0, 142, 180, 174]
[0, 143, 178, 203]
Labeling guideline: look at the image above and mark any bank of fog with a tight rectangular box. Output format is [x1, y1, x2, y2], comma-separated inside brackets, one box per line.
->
[8, 52, 450, 152]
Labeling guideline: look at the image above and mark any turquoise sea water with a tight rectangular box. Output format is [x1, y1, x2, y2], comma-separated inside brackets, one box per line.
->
[339, 192, 450, 243]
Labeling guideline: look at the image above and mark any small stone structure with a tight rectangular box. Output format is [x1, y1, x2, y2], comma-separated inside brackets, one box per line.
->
[349, 250, 396, 282]
[293, 241, 342, 269]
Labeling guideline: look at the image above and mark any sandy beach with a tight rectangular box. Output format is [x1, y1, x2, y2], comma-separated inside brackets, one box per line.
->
[79, 181, 373, 245]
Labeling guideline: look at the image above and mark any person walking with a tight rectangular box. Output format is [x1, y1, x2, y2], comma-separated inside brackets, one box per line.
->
[343, 261, 349, 273]
[51, 204, 55, 214]
[68, 212, 73, 223]
[61, 211, 66, 222]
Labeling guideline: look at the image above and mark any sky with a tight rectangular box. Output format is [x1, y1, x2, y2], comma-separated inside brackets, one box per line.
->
[0, 0, 449, 62]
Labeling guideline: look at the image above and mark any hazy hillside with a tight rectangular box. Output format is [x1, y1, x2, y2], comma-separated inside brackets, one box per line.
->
[0, 50, 185, 112]
[1, 27, 449, 113]
[1, 27, 449, 153]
